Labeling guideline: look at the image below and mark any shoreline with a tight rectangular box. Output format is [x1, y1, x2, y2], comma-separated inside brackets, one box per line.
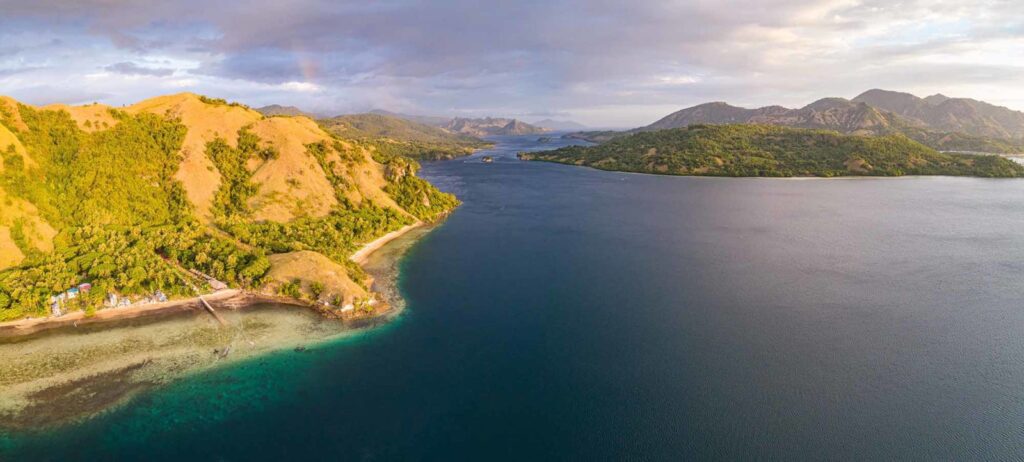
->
[525, 160, 1024, 181]
[0, 222, 437, 430]
[0, 289, 243, 339]
[0, 221, 430, 339]
[350, 222, 424, 265]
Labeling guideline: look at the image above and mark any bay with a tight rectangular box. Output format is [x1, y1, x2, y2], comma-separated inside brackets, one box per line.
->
[6, 135, 1024, 460]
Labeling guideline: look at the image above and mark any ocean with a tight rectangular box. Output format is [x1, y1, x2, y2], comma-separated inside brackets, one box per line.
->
[6, 135, 1024, 460]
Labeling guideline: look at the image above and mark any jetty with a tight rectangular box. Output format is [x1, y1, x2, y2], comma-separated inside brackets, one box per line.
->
[199, 296, 228, 326]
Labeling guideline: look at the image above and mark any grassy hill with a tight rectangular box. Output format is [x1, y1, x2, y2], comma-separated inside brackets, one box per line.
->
[319, 113, 491, 160]
[520, 124, 1024, 178]
[0, 93, 460, 321]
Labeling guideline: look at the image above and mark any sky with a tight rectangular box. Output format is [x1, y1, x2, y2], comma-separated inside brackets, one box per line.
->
[1, 0, 1023, 128]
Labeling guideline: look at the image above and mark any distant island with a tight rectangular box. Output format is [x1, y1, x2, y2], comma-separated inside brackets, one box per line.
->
[520, 124, 1024, 178]
[568, 89, 1024, 154]
[532, 119, 588, 131]
[366, 109, 548, 137]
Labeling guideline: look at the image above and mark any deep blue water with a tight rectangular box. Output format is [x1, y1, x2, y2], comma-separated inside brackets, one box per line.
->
[7, 135, 1024, 460]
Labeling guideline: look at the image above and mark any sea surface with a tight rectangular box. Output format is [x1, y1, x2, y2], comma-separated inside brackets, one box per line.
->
[6, 136, 1024, 460]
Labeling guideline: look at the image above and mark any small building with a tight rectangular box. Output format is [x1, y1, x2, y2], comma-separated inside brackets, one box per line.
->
[154, 290, 168, 303]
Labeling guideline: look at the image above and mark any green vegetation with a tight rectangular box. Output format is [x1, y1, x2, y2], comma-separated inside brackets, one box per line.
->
[198, 95, 249, 109]
[278, 279, 302, 299]
[570, 127, 1024, 155]
[319, 113, 491, 160]
[0, 223, 269, 320]
[901, 128, 1024, 154]
[208, 134, 259, 219]
[215, 137, 416, 264]
[1, 105, 191, 227]
[309, 281, 325, 299]
[206, 128, 279, 221]
[521, 124, 1024, 178]
[373, 152, 460, 221]
[0, 108, 269, 320]
[305, 140, 360, 199]
[0, 100, 460, 322]
[224, 204, 411, 263]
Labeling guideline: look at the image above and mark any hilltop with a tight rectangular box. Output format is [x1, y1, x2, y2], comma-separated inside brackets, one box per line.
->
[593, 90, 1024, 154]
[0, 93, 459, 321]
[318, 113, 492, 160]
[255, 104, 319, 119]
[520, 124, 1024, 178]
[852, 89, 1024, 139]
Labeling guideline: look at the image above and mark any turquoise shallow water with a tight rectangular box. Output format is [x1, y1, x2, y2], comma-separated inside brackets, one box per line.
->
[7, 136, 1024, 460]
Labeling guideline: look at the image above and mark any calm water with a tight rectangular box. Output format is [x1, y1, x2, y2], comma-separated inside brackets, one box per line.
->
[6, 136, 1024, 460]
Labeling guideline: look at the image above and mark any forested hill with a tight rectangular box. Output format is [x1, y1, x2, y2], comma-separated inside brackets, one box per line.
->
[520, 125, 1024, 178]
[318, 113, 492, 160]
[0, 93, 459, 321]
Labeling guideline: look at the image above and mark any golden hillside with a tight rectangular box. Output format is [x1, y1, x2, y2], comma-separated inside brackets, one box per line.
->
[0, 93, 459, 321]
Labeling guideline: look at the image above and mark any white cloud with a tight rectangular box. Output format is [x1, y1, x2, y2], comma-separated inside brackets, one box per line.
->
[277, 81, 321, 92]
[1, 0, 1024, 126]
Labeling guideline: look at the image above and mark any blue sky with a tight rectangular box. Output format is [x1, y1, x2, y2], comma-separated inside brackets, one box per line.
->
[1, 0, 1023, 127]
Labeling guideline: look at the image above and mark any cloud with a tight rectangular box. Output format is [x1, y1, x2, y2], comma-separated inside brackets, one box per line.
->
[104, 61, 175, 77]
[277, 81, 321, 92]
[0, 0, 1023, 126]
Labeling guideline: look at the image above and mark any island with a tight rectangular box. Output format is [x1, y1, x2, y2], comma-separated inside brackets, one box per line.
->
[519, 124, 1024, 178]
[0, 92, 463, 428]
[0, 92, 461, 326]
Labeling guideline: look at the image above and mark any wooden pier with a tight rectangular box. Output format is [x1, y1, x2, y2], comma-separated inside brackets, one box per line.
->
[199, 296, 228, 326]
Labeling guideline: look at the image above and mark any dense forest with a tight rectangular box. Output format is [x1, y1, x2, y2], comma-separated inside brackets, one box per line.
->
[568, 127, 1024, 154]
[522, 125, 1024, 178]
[0, 97, 460, 321]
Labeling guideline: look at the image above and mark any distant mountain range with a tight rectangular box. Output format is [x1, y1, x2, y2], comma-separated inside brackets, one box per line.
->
[851, 89, 1024, 139]
[631, 89, 1024, 153]
[318, 113, 492, 160]
[370, 110, 548, 137]
[368, 109, 451, 127]
[532, 119, 588, 131]
[259, 106, 552, 138]
[441, 117, 548, 137]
